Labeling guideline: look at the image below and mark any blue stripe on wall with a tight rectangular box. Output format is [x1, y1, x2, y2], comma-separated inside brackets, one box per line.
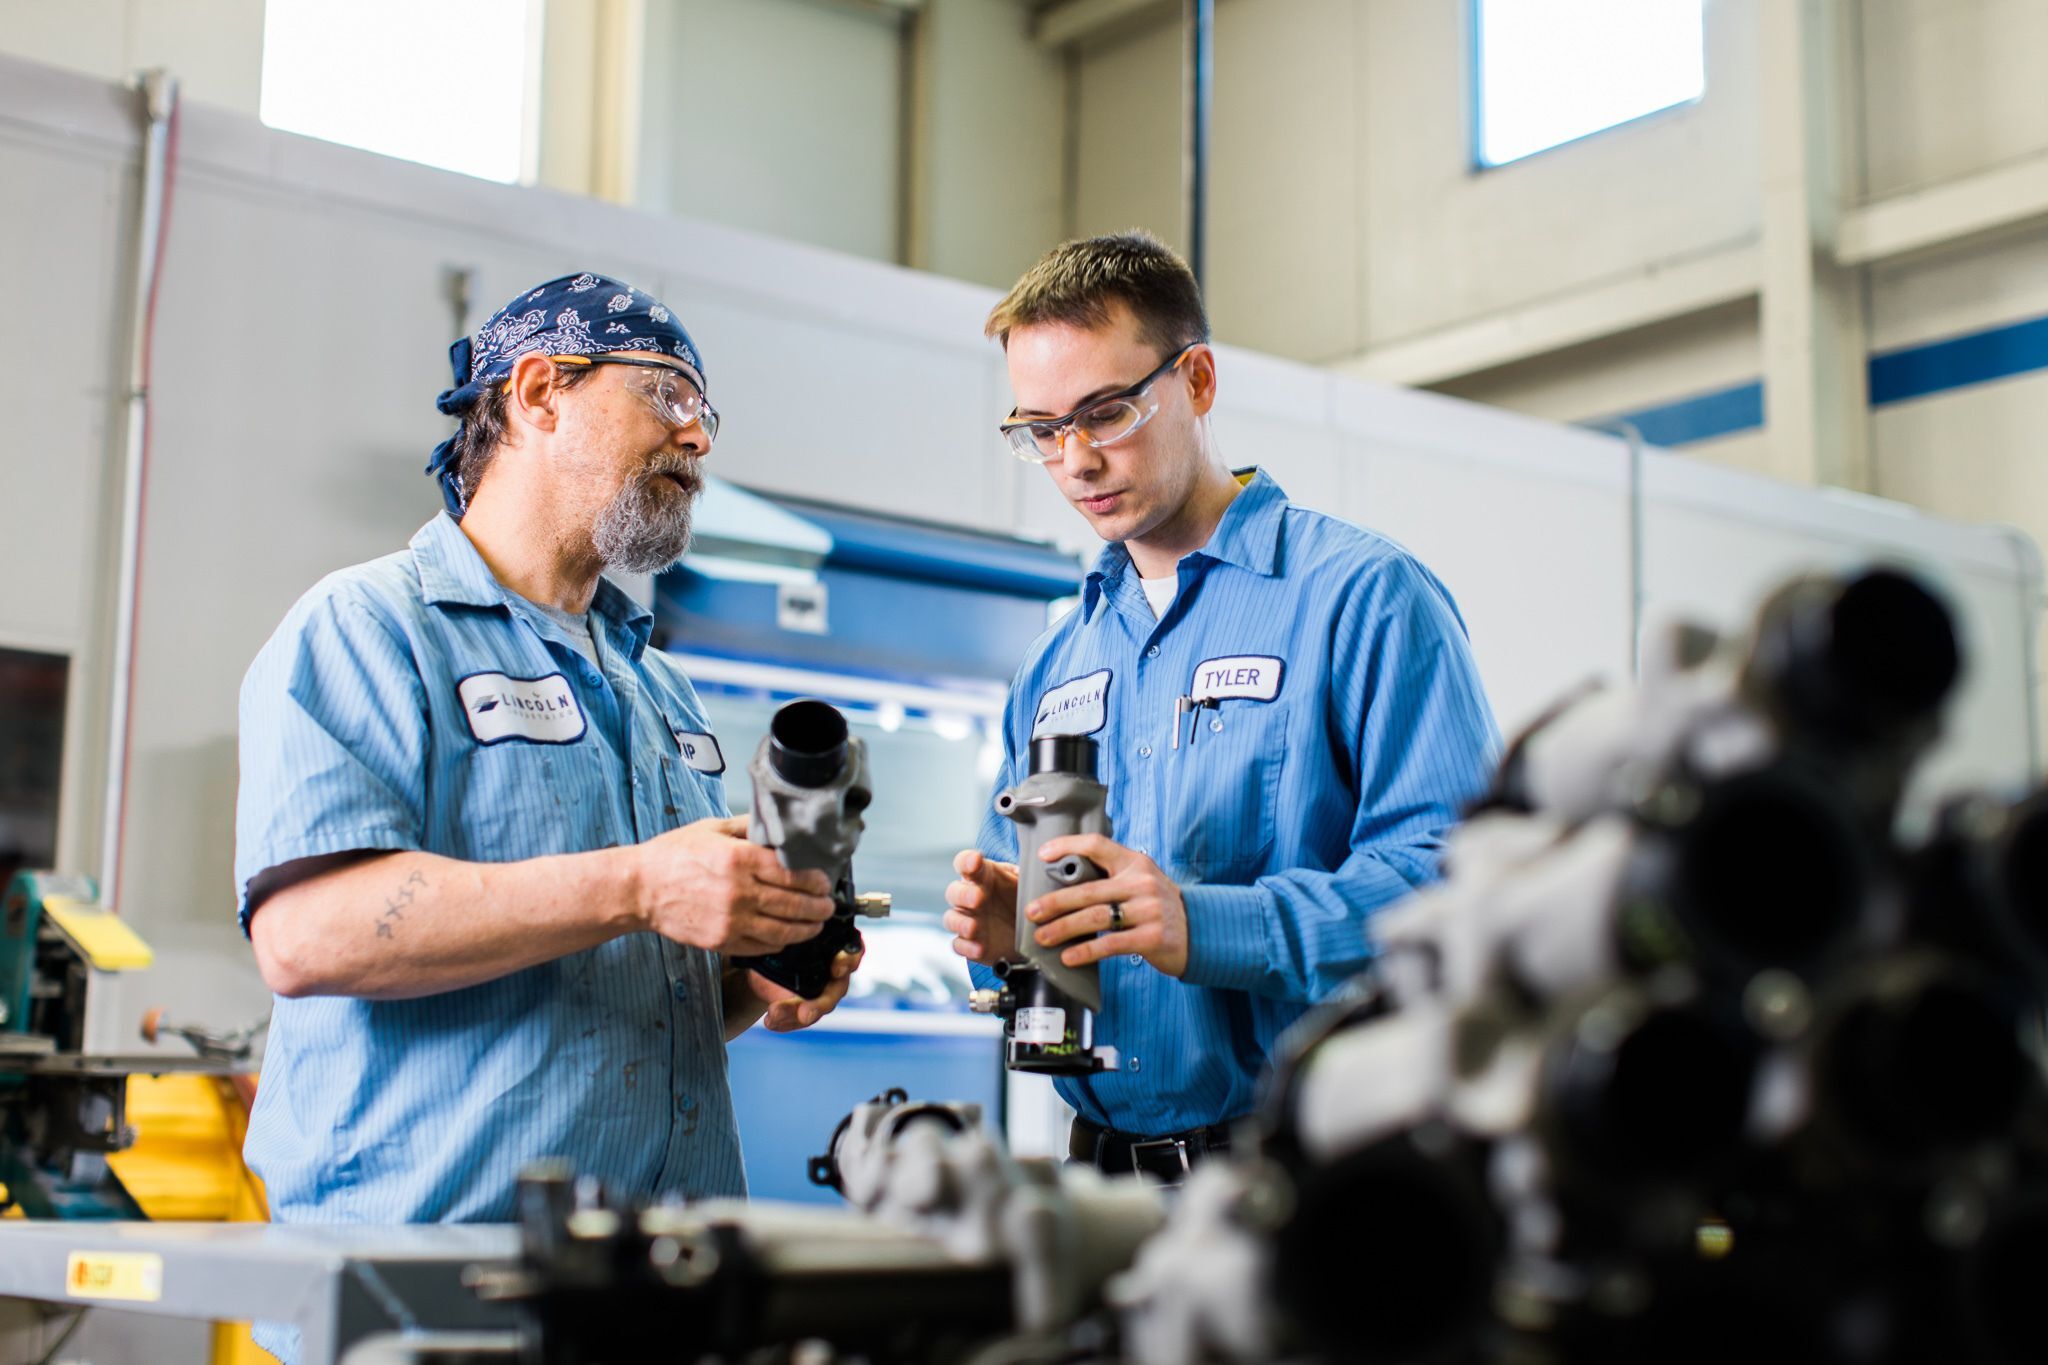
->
[1869, 314, 2048, 407]
[1604, 380, 1765, 447]
[1588, 310, 2048, 448]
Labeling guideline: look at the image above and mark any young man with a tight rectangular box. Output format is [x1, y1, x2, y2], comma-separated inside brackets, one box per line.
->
[235, 274, 858, 1355]
[946, 233, 1499, 1178]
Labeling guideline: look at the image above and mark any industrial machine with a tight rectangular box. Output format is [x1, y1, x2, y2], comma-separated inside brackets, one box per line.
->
[0, 870, 231, 1219]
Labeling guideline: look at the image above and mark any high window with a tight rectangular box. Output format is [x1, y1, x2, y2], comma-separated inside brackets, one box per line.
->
[1474, 0, 1706, 167]
[260, 0, 539, 183]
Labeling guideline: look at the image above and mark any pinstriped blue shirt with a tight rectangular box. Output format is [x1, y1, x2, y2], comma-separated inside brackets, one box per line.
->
[235, 513, 747, 1237]
[973, 471, 1499, 1136]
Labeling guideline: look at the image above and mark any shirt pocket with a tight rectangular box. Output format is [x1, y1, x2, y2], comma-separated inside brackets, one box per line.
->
[1170, 701, 1289, 884]
[447, 743, 599, 857]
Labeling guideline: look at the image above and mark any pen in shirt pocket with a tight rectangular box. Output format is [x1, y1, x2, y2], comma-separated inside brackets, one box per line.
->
[1170, 695, 1219, 750]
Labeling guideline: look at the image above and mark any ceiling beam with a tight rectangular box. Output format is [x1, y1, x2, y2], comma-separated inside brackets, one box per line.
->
[1331, 243, 1761, 388]
[1034, 0, 1174, 47]
[1837, 149, 2048, 266]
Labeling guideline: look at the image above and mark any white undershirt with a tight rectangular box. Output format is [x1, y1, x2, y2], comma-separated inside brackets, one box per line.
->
[1139, 573, 1177, 619]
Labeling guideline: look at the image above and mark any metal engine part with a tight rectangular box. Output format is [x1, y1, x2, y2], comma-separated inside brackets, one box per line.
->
[983, 734, 1118, 1074]
[733, 699, 891, 999]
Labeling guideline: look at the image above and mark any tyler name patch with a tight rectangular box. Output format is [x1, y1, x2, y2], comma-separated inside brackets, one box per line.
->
[672, 729, 726, 774]
[458, 672, 588, 745]
[1033, 669, 1111, 738]
[1190, 654, 1284, 703]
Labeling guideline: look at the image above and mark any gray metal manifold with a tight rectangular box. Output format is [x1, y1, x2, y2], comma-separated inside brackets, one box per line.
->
[735, 698, 887, 999]
[996, 735, 1111, 1012]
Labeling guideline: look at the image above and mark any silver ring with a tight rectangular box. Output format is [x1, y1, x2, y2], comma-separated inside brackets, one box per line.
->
[1109, 904, 1126, 931]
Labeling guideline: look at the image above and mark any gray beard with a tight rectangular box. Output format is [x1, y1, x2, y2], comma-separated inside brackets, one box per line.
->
[592, 460, 701, 574]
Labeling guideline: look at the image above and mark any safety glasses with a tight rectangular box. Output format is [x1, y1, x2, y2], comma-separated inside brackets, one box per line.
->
[997, 343, 1198, 463]
[511, 354, 721, 443]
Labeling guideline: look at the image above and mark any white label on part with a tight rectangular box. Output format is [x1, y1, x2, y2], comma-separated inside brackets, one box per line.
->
[672, 730, 726, 774]
[458, 672, 588, 745]
[1032, 669, 1111, 738]
[1190, 654, 1284, 703]
[1014, 1006, 1067, 1045]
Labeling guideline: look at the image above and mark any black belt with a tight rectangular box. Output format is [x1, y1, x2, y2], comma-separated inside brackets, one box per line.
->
[1070, 1114, 1238, 1180]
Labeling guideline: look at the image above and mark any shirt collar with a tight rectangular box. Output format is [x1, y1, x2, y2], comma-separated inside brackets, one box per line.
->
[409, 512, 656, 656]
[1079, 467, 1286, 620]
[1196, 467, 1286, 577]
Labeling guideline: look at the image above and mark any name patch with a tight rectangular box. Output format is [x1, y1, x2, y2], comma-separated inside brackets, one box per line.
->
[673, 729, 726, 775]
[1190, 655, 1284, 703]
[1033, 669, 1111, 738]
[458, 672, 588, 745]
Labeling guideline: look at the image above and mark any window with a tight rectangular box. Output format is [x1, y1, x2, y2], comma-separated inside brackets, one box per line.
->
[260, 0, 540, 183]
[1474, 0, 1705, 168]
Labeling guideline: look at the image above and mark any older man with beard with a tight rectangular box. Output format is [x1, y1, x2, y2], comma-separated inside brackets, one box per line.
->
[233, 274, 855, 1359]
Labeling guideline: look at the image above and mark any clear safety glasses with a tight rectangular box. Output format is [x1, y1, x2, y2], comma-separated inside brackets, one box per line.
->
[530, 353, 722, 443]
[997, 343, 1198, 464]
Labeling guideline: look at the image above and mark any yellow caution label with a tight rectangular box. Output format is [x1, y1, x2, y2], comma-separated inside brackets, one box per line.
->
[64, 1251, 164, 1302]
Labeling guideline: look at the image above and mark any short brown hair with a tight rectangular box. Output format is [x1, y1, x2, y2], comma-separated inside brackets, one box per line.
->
[985, 230, 1210, 355]
[449, 361, 596, 508]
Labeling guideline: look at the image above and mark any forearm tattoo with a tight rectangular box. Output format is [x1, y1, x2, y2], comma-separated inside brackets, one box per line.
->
[375, 870, 427, 939]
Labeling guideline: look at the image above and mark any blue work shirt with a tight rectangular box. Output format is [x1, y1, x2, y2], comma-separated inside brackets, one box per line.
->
[235, 513, 746, 1236]
[972, 471, 1499, 1136]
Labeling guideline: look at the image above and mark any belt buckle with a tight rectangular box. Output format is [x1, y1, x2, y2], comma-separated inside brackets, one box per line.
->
[1128, 1134, 1193, 1177]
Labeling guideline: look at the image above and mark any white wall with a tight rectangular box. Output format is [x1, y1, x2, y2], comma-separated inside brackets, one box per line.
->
[910, 0, 1069, 290]
[637, 0, 906, 262]
[0, 0, 266, 113]
[1858, 0, 2048, 197]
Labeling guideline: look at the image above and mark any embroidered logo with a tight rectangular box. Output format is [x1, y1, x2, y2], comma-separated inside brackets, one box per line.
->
[1033, 669, 1111, 738]
[1190, 655, 1284, 703]
[458, 673, 588, 745]
[672, 729, 726, 775]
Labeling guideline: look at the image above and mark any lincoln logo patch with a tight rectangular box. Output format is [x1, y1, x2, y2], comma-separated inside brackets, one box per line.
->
[458, 672, 588, 745]
[1190, 655, 1284, 703]
[1033, 669, 1111, 738]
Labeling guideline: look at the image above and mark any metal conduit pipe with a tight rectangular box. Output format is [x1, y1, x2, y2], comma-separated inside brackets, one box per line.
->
[101, 69, 181, 912]
[1182, 0, 1212, 288]
[1578, 417, 1649, 680]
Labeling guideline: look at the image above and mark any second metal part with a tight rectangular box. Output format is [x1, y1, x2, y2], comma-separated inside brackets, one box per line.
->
[998, 736, 1110, 1013]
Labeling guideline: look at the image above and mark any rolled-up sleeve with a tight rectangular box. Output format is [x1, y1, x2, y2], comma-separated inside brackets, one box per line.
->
[234, 591, 429, 933]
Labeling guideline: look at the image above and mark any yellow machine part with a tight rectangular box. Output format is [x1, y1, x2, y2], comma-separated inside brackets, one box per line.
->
[41, 898, 156, 971]
[106, 1073, 271, 1365]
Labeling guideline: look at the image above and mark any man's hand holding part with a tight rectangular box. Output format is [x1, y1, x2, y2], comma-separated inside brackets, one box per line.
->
[1024, 834, 1189, 977]
[636, 815, 837, 955]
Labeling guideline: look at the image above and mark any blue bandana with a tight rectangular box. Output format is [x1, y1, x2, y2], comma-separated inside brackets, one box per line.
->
[426, 272, 708, 517]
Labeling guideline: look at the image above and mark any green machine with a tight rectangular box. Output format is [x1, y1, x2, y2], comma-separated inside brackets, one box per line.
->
[0, 869, 184, 1218]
